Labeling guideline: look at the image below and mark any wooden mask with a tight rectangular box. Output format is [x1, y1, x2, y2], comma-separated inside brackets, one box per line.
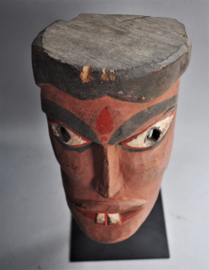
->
[32, 14, 191, 243]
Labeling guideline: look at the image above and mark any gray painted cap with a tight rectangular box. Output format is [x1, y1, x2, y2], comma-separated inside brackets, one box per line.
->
[32, 14, 191, 102]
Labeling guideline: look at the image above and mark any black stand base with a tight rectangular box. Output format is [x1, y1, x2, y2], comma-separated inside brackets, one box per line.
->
[70, 191, 169, 262]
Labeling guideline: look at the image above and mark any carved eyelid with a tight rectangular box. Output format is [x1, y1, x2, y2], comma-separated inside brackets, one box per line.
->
[120, 109, 176, 149]
[48, 118, 91, 146]
[127, 105, 177, 141]
[163, 104, 177, 115]
[48, 117, 82, 137]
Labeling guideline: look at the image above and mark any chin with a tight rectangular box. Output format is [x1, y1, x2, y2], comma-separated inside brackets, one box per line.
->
[68, 196, 158, 243]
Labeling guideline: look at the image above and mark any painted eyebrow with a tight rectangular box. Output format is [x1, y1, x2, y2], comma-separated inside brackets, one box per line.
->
[108, 95, 178, 145]
[41, 99, 100, 144]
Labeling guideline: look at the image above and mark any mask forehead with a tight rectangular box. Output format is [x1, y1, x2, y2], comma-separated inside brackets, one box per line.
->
[41, 79, 179, 143]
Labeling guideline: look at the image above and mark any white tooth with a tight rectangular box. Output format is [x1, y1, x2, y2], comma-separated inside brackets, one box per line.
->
[96, 213, 105, 224]
[108, 213, 120, 225]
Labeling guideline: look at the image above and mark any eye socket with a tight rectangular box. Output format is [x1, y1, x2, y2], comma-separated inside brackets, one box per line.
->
[49, 121, 91, 147]
[121, 113, 174, 150]
[58, 126, 71, 143]
[146, 127, 162, 143]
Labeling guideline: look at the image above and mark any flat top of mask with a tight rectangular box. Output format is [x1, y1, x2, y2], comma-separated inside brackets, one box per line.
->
[34, 13, 191, 72]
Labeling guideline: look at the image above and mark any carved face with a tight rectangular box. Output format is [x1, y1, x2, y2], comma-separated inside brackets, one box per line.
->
[40, 79, 180, 243]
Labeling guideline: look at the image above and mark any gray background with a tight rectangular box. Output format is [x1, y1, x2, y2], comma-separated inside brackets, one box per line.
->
[0, 0, 208, 269]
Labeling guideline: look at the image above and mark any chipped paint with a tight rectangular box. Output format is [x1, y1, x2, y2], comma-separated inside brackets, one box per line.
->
[80, 66, 94, 83]
[110, 69, 116, 74]
[101, 68, 116, 81]
[154, 65, 166, 72]
[101, 68, 109, 81]
[110, 74, 116, 81]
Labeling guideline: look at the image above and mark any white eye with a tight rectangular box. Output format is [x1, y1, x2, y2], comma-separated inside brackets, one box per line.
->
[121, 114, 174, 149]
[49, 122, 89, 146]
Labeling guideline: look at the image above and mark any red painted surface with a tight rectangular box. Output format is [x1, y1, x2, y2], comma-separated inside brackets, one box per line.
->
[76, 207, 96, 221]
[41, 79, 180, 243]
[40, 79, 180, 142]
[100, 136, 108, 142]
[76, 206, 143, 227]
[105, 213, 108, 227]
[120, 208, 143, 224]
[96, 107, 113, 134]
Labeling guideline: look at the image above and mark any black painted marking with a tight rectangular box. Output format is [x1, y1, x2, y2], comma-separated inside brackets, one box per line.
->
[119, 129, 169, 152]
[109, 95, 178, 145]
[54, 136, 94, 153]
[147, 128, 161, 142]
[42, 99, 100, 144]
[32, 14, 191, 103]
[33, 49, 186, 103]
[163, 104, 177, 115]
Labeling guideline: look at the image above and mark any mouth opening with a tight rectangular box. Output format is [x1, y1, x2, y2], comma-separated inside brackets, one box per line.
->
[76, 206, 143, 226]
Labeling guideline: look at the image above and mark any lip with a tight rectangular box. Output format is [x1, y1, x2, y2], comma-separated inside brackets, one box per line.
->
[76, 206, 144, 227]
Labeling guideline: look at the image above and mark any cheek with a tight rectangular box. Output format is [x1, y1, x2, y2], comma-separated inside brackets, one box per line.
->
[120, 119, 175, 185]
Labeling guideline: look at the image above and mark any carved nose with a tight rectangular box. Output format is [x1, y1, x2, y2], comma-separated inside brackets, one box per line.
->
[92, 144, 123, 198]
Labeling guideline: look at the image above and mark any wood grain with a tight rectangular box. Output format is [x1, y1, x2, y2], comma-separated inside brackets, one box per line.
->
[32, 14, 191, 102]
[43, 14, 190, 71]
